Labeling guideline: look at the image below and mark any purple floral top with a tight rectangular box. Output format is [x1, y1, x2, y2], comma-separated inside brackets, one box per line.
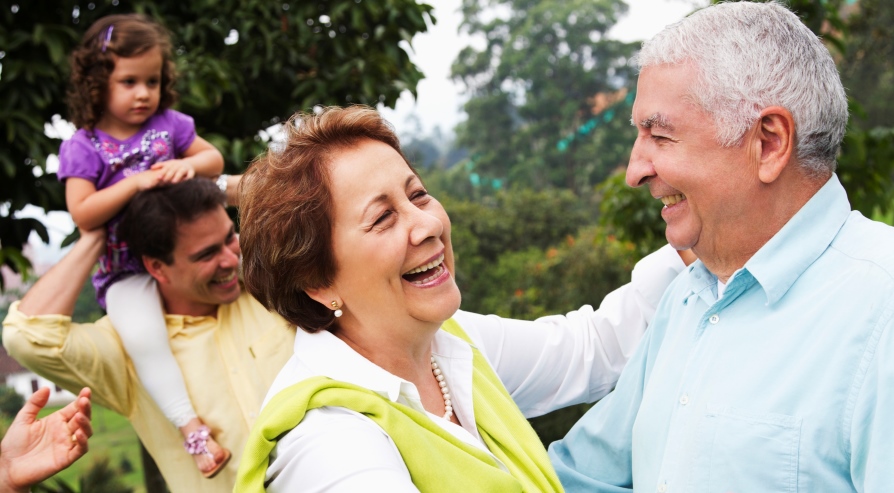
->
[58, 109, 196, 308]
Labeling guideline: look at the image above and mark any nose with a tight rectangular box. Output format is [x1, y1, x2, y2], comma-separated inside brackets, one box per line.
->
[626, 136, 656, 188]
[408, 206, 443, 247]
[220, 237, 241, 268]
[135, 83, 149, 100]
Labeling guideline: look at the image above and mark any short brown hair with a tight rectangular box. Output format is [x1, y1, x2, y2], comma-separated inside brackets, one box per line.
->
[240, 106, 412, 332]
[119, 179, 227, 264]
[66, 13, 177, 130]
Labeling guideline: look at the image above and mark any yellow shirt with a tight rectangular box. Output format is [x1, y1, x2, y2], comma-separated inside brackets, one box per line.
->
[1, 292, 295, 493]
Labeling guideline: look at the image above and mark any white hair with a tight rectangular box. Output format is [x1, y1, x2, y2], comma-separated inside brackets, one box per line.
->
[634, 1, 848, 176]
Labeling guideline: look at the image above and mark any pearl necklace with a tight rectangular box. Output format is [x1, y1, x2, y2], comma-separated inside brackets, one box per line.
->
[431, 356, 453, 420]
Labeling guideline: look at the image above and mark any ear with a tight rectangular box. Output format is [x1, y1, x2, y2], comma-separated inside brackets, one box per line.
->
[142, 256, 170, 285]
[755, 106, 795, 185]
[305, 286, 340, 313]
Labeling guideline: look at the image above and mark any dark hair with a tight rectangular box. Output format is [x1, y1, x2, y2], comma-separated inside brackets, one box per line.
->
[240, 105, 413, 332]
[119, 179, 227, 264]
[66, 13, 177, 130]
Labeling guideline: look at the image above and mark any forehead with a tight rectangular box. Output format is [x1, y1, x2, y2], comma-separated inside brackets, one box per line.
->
[172, 207, 231, 254]
[111, 46, 162, 74]
[632, 63, 699, 124]
[327, 140, 416, 204]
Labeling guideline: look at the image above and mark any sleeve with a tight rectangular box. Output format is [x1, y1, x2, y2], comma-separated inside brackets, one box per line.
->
[266, 408, 419, 493]
[547, 331, 650, 492]
[56, 133, 103, 184]
[848, 313, 894, 492]
[1, 302, 134, 416]
[454, 244, 683, 417]
[164, 109, 197, 156]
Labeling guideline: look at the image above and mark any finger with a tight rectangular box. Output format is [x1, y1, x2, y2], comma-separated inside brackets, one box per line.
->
[150, 162, 164, 170]
[77, 388, 92, 420]
[72, 411, 93, 438]
[15, 387, 50, 424]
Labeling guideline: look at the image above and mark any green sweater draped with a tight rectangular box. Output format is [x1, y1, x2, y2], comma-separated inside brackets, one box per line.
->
[234, 318, 563, 492]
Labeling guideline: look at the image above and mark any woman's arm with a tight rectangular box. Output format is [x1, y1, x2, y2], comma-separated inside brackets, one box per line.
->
[456, 244, 686, 417]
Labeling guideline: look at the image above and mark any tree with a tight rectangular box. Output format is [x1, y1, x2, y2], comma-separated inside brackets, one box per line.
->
[451, 0, 639, 194]
[0, 0, 434, 290]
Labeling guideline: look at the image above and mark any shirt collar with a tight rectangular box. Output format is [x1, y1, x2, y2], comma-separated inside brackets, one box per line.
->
[685, 174, 850, 306]
[291, 326, 473, 404]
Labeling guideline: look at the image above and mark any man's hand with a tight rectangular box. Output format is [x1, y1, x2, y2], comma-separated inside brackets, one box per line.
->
[0, 388, 92, 493]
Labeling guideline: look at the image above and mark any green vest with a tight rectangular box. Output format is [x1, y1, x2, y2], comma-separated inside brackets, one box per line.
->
[234, 318, 563, 492]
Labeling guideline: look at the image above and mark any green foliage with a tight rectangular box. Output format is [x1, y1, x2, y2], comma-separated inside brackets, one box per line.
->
[473, 226, 639, 319]
[0, 0, 434, 290]
[0, 386, 25, 419]
[452, 0, 639, 194]
[597, 169, 666, 257]
[435, 187, 596, 313]
[32, 404, 144, 492]
[34, 457, 133, 493]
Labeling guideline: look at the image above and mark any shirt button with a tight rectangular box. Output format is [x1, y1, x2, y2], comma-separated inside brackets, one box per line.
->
[679, 394, 689, 406]
[657, 482, 668, 493]
[709, 314, 720, 324]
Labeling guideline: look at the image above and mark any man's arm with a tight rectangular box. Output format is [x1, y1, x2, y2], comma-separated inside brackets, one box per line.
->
[17, 228, 104, 316]
[3, 229, 133, 415]
[547, 325, 655, 492]
[850, 315, 894, 492]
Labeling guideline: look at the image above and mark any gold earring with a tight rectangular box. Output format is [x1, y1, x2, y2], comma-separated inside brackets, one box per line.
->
[331, 301, 343, 318]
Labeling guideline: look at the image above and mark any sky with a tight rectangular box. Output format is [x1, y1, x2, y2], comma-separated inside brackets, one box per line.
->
[379, 0, 706, 138]
[21, 0, 705, 263]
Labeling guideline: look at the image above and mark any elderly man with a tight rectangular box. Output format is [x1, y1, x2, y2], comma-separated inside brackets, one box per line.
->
[549, 2, 893, 492]
[2, 179, 294, 492]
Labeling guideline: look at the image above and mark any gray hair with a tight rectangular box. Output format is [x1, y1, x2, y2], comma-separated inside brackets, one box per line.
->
[634, 1, 848, 176]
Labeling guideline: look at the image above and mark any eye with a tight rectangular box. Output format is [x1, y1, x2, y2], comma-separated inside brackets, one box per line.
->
[121, 78, 136, 86]
[373, 210, 393, 226]
[410, 188, 430, 202]
[147, 78, 160, 88]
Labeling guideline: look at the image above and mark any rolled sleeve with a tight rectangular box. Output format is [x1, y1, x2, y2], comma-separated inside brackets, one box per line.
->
[3, 301, 132, 415]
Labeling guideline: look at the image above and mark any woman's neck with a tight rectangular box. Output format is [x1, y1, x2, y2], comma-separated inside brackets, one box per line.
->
[333, 317, 439, 382]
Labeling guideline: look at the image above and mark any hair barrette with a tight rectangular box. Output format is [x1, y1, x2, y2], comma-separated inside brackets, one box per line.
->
[101, 25, 114, 53]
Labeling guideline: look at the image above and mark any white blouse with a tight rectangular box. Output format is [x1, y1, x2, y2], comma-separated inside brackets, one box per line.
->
[263, 245, 684, 493]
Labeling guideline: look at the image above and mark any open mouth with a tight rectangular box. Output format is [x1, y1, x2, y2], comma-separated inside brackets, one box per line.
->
[402, 253, 446, 285]
[211, 271, 236, 285]
[661, 193, 685, 207]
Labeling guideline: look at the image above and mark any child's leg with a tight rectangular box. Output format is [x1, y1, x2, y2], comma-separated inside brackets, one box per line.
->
[106, 274, 228, 475]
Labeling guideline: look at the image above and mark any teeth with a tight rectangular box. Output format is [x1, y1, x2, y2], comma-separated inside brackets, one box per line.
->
[661, 194, 685, 206]
[213, 271, 236, 284]
[404, 254, 445, 275]
[412, 265, 444, 284]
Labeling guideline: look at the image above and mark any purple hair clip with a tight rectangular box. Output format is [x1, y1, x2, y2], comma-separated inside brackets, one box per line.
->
[101, 25, 114, 53]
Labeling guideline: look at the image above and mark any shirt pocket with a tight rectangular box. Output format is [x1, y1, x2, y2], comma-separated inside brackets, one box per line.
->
[689, 405, 801, 493]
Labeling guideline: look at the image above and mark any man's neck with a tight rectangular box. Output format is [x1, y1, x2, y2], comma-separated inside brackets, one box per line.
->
[697, 172, 829, 284]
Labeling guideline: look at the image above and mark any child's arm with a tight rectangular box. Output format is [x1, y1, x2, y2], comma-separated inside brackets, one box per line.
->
[66, 172, 163, 231]
[152, 136, 224, 184]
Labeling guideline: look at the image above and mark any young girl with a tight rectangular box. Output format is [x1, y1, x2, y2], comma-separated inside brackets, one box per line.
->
[59, 14, 230, 478]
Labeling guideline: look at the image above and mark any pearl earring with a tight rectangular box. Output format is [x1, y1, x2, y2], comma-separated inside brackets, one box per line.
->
[331, 301, 343, 318]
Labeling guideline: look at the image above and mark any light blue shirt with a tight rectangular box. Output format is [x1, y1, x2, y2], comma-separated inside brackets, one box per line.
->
[549, 175, 894, 493]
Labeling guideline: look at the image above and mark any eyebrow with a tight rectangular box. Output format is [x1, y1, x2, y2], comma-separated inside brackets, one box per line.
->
[360, 174, 417, 218]
[188, 226, 235, 262]
[631, 113, 675, 131]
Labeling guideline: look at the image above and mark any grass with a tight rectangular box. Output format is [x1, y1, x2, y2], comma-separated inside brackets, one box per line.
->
[1, 404, 146, 492]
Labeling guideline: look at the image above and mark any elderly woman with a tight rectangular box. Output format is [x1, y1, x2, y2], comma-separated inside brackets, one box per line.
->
[235, 106, 685, 492]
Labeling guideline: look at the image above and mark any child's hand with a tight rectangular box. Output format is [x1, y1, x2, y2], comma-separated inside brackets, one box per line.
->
[152, 159, 196, 184]
[133, 168, 165, 191]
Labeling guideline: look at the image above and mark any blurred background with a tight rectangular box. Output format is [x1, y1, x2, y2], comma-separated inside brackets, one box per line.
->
[1, 0, 892, 490]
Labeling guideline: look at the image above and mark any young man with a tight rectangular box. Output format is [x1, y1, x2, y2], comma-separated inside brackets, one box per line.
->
[3, 179, 294, 492]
